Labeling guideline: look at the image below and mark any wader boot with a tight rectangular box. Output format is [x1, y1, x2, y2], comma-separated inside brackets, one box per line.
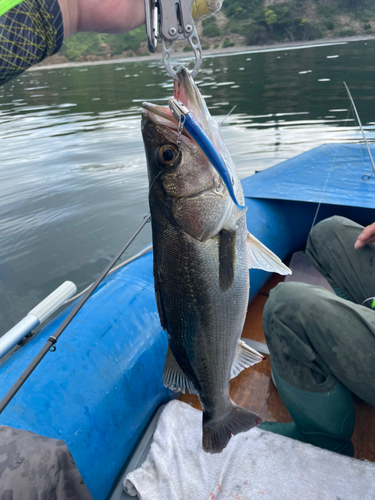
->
[259, 367, 355, 456]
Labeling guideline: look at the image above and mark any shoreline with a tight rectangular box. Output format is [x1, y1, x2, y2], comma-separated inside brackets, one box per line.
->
[34, 34, 375, 72]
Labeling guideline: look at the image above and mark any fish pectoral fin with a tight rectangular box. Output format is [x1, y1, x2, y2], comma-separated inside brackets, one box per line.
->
[163, 344, 197, 395]
[246, 232, 292, 275]
[219, 228, 236, 292]
[154, 264, 168, 330]
[230, 340, 264, 379]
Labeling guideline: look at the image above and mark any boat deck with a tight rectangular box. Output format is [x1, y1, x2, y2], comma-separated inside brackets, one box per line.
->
[179, 273, 375, 462]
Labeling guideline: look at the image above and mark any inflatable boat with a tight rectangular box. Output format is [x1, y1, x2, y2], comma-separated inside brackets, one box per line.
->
[0, 144, 374, 499]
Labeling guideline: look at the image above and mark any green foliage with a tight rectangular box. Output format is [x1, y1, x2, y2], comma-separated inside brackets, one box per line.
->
[264, 9, 277, 26]
[336, 28, 356, 36]
[271, 3, 293, 24]
[226, 20, 251, 37]
[183, 46, 193, 52]
[317, 3, 338, 17]
[61, 33, 106, 61]
[61, 27, 146, 61]
[202, 16, 216, 26]
[106, 28, 146, 55]
[338, 0, 371, 10]
[354, 8, 375, 21]
[301, 21, 324, 40]
[222, 0, 263, 19]
[223, 38, 235, 47]
[223, 0, 364, 44]
[246, 25, 269, 45]
[203, 23, 221, 37]
[202, 16, 221, 37]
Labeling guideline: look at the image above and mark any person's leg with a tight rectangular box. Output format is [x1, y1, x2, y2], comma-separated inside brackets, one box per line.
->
[261, 281, 375, 455]
[306, 216, 375, 303]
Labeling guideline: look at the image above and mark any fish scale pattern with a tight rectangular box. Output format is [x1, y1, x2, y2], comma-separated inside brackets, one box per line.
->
[0, 0, 63, 86]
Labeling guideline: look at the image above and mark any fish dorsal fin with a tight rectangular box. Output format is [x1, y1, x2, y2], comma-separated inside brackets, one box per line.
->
[246, 232, 291, 275]
[231, 340, 264, 379]
[163, 344, 197, 395]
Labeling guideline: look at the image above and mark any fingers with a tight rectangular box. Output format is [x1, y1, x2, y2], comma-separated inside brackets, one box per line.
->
[354, 222, 375, 249]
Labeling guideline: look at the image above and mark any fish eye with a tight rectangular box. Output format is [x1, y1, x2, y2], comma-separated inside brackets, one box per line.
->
[158, 144, 179, 167]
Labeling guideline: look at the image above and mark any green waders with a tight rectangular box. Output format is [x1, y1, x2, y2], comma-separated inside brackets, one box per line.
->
[260, 216, 375, 456]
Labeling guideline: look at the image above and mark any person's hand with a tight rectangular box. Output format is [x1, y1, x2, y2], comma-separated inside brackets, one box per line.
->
[354, 222, 375, 249]
[59, 0, 146, 38]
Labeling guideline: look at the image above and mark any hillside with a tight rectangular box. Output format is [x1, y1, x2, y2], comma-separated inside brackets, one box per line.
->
[43, 0, 375, 65]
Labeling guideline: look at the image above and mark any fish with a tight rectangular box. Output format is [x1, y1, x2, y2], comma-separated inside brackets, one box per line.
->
[141, 67, 291, 454]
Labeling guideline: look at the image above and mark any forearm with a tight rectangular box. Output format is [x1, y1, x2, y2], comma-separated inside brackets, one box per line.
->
[58, 0, 78, 37]
[58, 0, 145, 38]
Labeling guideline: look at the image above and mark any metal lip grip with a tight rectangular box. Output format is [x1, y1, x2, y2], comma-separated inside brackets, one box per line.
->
[145, 0, 202, 79]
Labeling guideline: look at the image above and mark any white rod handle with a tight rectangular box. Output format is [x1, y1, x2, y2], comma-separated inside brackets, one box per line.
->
[0, 281, 77, 360]
[29, 281, 77, 323]
[0, 315, 39, 359]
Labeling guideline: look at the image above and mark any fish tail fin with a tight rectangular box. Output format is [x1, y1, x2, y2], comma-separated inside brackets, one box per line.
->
[202, 401, 262, 454]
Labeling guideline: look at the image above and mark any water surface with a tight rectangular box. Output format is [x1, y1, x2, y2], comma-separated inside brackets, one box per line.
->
[1, 39, 374, 333]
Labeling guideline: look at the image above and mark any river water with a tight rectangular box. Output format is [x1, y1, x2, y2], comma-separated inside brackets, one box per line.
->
[1, 39, 374, 334]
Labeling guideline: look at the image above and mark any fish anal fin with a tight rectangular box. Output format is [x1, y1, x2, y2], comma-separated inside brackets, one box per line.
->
[230, 340, 264, 379]
[163, 344, 197, 395]
[246, 232, 291, 276]
[219, 228, 236, 292]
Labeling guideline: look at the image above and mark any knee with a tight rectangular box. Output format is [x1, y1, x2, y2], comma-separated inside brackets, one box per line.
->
[264, 282, 297, 320]
[263, 282, 313, 339]
[308, 216, 349, 251]
[307, 216, 362, 256]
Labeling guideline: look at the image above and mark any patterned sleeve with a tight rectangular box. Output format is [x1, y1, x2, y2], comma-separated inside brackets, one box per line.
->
[0, 0, 64, 86]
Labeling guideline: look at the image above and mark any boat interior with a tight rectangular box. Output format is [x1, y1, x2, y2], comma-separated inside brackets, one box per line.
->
[179, 251, 375, 463]
[112, 249, 375, 500]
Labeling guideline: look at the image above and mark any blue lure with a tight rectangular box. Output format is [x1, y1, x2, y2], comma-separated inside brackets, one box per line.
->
[168, 99, 246, 212]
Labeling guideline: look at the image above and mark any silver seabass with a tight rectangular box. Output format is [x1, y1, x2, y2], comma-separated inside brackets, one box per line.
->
[141, 68, 291, 454]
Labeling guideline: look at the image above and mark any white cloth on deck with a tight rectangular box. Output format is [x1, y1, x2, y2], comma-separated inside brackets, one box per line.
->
[124, 400, 375, 500]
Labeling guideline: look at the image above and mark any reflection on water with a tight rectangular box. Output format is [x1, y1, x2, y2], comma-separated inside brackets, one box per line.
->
[1, 40, 375, 333]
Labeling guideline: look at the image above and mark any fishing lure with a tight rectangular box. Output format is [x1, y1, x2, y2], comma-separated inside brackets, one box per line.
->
[168, 98, 246, 212]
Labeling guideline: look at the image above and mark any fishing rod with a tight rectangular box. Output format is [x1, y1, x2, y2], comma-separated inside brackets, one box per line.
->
[343, 81, 375, 180]
[311, 82, 374, 231]
[0, 212, 151, 415]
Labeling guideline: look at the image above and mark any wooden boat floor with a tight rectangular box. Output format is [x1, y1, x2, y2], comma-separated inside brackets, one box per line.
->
[179, 274, 375, 462]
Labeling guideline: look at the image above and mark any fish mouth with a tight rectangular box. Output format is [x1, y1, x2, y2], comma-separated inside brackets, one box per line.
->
[142, 102, 175, 123]
[142, 101, 192, 143]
